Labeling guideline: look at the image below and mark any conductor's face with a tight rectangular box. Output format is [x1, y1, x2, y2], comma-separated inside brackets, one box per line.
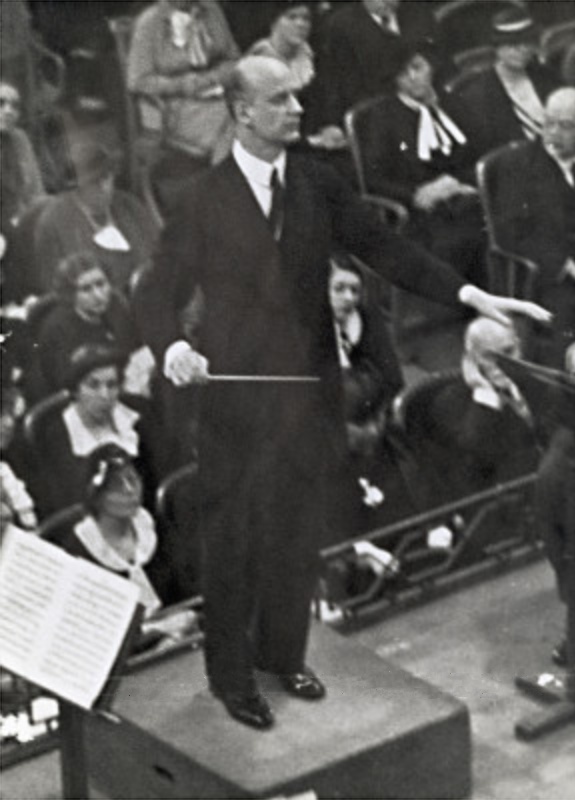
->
[239, 60, 303, 148]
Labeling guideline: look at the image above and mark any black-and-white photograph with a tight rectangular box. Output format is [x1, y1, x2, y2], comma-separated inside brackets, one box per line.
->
[1, 1, 574, 798]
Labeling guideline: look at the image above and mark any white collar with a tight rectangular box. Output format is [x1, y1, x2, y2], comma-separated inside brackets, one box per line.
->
[233, 139, 287, 189]
[63, 402, 140, 457]
[369, 10, 399, 33]
[74, 510, 160, 613]
[544, 146, 575, 186]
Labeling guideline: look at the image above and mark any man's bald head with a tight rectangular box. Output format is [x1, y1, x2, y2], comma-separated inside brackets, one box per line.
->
[543, 87, 575, 161]
[224, 55, 303, 160]
[225, 55, 293, 118]
[464, 317, 520, 362]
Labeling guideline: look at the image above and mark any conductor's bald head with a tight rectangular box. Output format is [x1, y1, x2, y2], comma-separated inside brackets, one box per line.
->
[225, 55, 303, 161]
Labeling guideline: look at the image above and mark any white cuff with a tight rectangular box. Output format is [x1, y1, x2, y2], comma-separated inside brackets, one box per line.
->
[163, 340, 193, 381]
[458, 284, 481, 306]
[472, 386, 502, 410]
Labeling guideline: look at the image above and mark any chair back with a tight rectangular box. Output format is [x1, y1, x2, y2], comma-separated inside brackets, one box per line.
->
[155, 462, 202, 602]
[39, 503, 84, 544]
[23, 389, 70, 451]
[393, 369, 461, 442]
[345, 95, 388, 198]
[476, 141, 539, 298]
[434, 0, 526, 56]
[540, 19, 575, 72]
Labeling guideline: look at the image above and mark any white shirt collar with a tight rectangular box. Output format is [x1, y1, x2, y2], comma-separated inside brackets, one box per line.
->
[544, 146, 575, 187]
[233, 139, 286, 189]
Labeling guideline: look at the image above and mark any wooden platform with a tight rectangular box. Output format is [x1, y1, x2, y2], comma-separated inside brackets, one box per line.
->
[84, 625, 471, 799]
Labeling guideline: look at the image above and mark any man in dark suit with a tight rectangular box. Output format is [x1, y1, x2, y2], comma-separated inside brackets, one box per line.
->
[492, 88, 575, 364]
[320, 0, 440, 126]
[134, 54, 551, 730]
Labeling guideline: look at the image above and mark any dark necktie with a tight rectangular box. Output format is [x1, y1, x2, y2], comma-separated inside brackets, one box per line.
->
[269, 168, 285, 241]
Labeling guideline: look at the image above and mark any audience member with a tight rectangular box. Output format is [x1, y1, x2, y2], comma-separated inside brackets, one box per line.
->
[417, 317, 540, 508]
[321, 0, 440, 126]
[535, 342, 575, 668]
[128, 0, 239, 170]
[0, 385, 38, 532]
[0, 1, 36, 126]
[490, 88, 575, 365]
[58, 443, 162, 616]
[0, 81, 47, 302]
[36, 253, 139, 395]
[35, 143, 159, 294]
[248, 1, 345, 150]
[456, 9, 559, 159]
[361, 42, 486, 285]
[31, 344, 157, 515]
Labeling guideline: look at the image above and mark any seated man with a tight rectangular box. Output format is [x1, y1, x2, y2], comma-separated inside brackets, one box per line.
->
[489, 88, 575, 366]
[417, 317, 540, 508]
[361, 41, 486, 286]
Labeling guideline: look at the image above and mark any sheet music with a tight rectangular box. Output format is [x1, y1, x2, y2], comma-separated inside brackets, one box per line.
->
[0, 528, 139, 709]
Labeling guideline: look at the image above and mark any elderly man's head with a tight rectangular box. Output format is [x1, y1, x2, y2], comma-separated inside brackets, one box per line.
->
[542, 88, 575, 162]
[463, 317, 521, 390]
[225, 55, 303, 159]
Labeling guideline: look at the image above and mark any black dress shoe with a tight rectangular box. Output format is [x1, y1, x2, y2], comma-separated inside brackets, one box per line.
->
[278, 667, 326, 700]
[552, 640, 567, 668]
[211, 687, 275, 730]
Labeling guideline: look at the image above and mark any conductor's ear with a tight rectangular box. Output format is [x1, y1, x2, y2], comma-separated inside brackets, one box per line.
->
[235, 98, 252, 127]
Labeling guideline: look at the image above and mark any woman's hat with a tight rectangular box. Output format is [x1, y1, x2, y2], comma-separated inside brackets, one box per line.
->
[491, 9, 539, 46]
[71, 142, 121, 186]
[65, 344, 127, 391]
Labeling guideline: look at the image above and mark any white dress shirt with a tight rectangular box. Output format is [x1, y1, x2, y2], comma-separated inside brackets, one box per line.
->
[232, 139, 287, 216]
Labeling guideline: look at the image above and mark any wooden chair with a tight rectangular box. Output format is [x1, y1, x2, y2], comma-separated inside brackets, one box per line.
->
[540, 18, 575, 75]
[476, 143, 540, 300]
[154, 463, 202, 603]
[107, 15, 166, 228]
[344, 98, 409, 232]
[23, 389, 70, 451]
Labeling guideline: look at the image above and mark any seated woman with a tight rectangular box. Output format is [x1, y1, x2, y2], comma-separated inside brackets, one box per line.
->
[0, 383, 38, 532]
[35, 143, 159, 294]
[32, 344, 159, 516]
[325, 254, 412, 540]
[0, 81, 47, 303]
[455, 9, 560, 159]
[248, 0, 346, 151]
[59, 443, 162, 617]
[362, 41, 486, 286]
[127, 0, 239, 175]
[36, 252, 139, 395]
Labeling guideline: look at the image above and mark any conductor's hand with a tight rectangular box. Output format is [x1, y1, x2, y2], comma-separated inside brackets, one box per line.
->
[458, 286, 552, 328]
[164, 340, 210, 387]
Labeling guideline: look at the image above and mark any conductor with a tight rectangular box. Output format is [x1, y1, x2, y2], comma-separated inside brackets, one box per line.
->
[134, 55, 550, 730]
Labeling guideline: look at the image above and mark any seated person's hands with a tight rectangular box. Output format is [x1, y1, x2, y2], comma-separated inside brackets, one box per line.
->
[353, 540, 400, 578]
[307, 125, 347, 151]
[413, 175, 465, 211]
[164, 340, 210, 387]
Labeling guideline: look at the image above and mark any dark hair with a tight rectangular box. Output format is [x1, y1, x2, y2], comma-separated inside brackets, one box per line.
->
[329, 252, 364, 282]
[84, 443, 136, 514]
[66, 343, 127, 392]
[52, 252, 107, 302]
[264, 0, 314, 30]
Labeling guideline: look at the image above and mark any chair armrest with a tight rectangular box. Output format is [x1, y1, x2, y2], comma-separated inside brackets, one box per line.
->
[362, 194, 410, 232]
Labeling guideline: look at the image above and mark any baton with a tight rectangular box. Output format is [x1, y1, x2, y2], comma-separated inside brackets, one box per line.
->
[208, 375, 321, 383]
